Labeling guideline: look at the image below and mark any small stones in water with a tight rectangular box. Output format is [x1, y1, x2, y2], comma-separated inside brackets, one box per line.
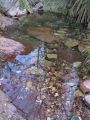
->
[64, 39, 80, 48]
[46, 53, 57, 60]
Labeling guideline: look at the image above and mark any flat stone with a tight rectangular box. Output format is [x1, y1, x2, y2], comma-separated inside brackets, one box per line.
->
[0, 90, 25, 120]
[46, 53, 57, 60]
[64, 39, 80, 48]
[0, 36, 25, 58]
[80, 80, 90, 93]
[27, 26, 60, 43]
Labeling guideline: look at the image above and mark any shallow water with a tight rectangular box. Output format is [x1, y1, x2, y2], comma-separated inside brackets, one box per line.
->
[0, 13, 90, 120]
[0, 46, 79, 120]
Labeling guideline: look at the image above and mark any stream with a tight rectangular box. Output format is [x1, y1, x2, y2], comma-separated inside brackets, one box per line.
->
[0, 13, 90, 120]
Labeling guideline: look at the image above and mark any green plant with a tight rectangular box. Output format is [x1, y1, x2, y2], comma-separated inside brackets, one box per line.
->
[20, 0, 32, 13]
[69, 0, 90, 24]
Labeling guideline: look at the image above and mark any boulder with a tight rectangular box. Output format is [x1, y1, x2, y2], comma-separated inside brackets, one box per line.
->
[0, 0, 18, 12]
[0, 36, 25, 58]
[0, 13, 15, 30]
[0, 90, 26, 120]
[0, 0, 43, 17]
[80, 80, 90, 93]
[0, 0, 28, 17]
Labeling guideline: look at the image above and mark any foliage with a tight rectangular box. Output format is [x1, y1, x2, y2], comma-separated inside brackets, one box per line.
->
[42, 0, 66, 13]
[68, 0, 90, 24]
[20, 0, 32, 13]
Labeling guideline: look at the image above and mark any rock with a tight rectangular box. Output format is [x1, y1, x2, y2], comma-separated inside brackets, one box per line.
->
[0, 0, 28, 17]
[46, 53, 57, 60]
[27, 26, 60, 43]
[0, 36, 25, 58]
[32, 1, 43, 12]
[84, 94, 90, 107]
[0, 0, 43, 17]
[88, 22, 90, 29]
[0, 0, 18, 12]
[64, 39, 80, 48]
[80, 80, 90, 93]
[6, 0, 27, 17]
[0, 13, 15, 30]
[0, 90, 25, 120]
[71, 116, 82, 120]
[7, 7, 27, 17]
[73, 61, 82, 68]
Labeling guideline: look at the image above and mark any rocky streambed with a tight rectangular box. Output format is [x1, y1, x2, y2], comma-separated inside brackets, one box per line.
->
[0, 13, 90, 120]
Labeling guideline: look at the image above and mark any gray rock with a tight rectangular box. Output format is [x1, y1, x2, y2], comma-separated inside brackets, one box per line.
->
[0, 13, 14, 30]
[0, 0, 18, 12]
[0, 90, 26, 120]
[0, 0, 43, 16]
[0, 0, 27, 16]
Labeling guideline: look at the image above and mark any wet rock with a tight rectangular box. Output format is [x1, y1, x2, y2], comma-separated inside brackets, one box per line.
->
[80, 80, 90, 93]
[71, 116, 82, 120]
[46, 53, 57, 60]
[0, 90, 25, 120]
[0, 36, 25, 58]
[16, 47, 44, 65]
[84, 94, 90, 107]
[0, 14, 15, 30]
[27, 26, 60, 43]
